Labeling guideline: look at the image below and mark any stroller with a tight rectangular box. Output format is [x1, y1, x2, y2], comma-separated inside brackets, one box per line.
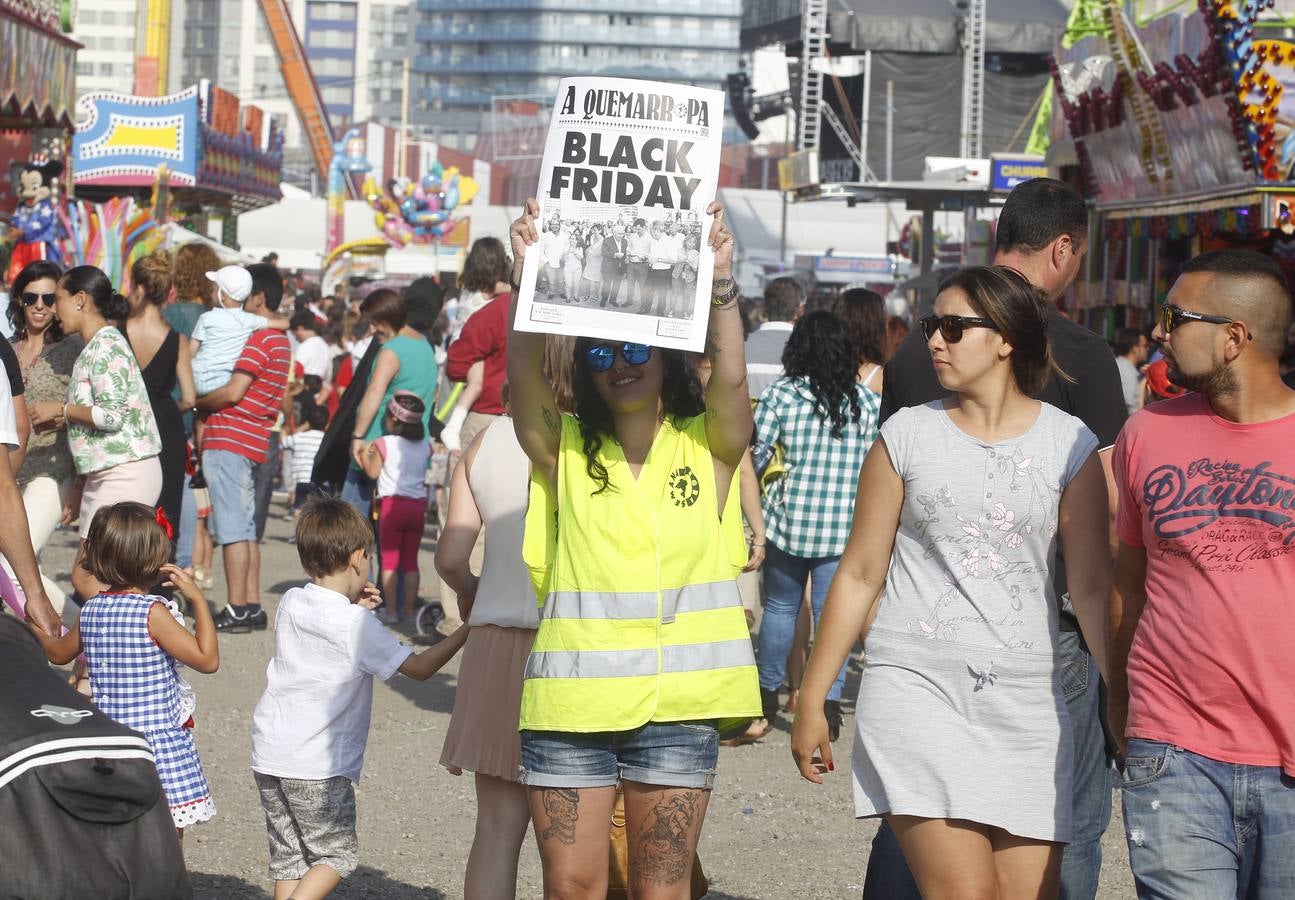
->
[0, 616, 190, 899]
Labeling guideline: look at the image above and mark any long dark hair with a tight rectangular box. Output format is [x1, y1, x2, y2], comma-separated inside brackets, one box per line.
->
[831, 287, 886, 365]
[8, 260, 64, 342]
[61, 266, 130, 321]
[781, 310, 863, 438]
[939, 266, 1062, 396]
[572, 338, 704, 494]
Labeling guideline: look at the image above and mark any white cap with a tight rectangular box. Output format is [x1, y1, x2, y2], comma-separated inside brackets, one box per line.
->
[205, 265, 253, 303]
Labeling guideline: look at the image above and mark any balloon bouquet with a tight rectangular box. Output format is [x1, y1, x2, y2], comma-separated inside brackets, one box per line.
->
[364, 160, 478, 248]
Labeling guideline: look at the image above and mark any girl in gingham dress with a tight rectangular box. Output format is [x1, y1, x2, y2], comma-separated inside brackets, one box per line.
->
[35, 501, 220, 841]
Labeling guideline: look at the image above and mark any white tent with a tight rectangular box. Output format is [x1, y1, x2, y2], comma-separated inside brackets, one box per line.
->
[237, 197, 520, 276]
[719, 187, 964, 294]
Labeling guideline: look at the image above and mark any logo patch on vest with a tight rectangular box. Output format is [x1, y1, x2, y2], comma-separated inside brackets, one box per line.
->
[669, 466, 700, 508]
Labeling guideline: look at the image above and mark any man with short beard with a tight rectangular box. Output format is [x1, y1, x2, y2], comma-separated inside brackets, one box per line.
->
[1109, 249, 1295, 896]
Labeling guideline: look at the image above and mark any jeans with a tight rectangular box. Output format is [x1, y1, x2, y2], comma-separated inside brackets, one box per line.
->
[176, 481, 197, 569]
[862, 627, 1111, 900]
[203, 449, 256, 545]
[252, 431, 280, 541]
[756, 544, 847, 702]
[1122, 740, 1295, 899]
[520, 721, 719, 790]
[340, 465, 373, 520]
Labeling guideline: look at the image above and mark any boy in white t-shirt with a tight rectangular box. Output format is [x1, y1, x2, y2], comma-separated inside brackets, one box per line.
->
[190, 266, 289, 394]
[251, 497, 467, 900]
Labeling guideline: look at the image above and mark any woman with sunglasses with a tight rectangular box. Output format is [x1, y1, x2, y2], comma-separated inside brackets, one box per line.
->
[792, 266, 1111, 899]
[507, 198, 759, 899]
[5, 260, 81, 614]
[28, 266, 162, 600]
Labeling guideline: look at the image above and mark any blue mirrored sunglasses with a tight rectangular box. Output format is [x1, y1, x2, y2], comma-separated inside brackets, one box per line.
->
[585, 342, 653, 373]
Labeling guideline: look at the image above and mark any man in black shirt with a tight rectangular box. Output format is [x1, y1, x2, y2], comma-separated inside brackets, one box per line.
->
[865, 178, 1126, 900]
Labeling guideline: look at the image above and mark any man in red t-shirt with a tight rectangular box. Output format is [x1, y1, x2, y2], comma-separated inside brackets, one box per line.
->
[1110, 250, 1295, 896]
[195, 269, 291, 633]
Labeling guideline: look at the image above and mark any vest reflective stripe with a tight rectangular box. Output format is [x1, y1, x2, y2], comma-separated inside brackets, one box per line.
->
[662, 638, 756, 673]
[542, 581, 743, 623]
[526, 648, 657, 679]
[526, 638, 757, 681]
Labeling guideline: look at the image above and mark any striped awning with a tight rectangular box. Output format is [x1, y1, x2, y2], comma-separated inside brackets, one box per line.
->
[0, 9, 80, 130]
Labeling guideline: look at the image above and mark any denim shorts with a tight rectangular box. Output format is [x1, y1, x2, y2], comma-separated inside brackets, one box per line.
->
[520, 721, 719, 790]
[254, 773, 358, 880]
[203, 448, 256, 545]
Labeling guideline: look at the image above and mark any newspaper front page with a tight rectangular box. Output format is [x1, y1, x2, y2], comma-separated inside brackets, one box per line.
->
[513, 77, 725, 352]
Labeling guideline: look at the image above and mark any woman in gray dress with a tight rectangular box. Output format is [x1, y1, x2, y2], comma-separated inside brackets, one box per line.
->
[791, 266, 1111, 899]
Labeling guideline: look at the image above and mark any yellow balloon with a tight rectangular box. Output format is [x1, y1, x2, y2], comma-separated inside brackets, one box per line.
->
[458, 176, 479, 206]
[375, 213, 386, 229]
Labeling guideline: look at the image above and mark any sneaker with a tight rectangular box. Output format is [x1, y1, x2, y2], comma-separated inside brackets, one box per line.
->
[214, 607, 251, 633]
[214, 606, 269, 633]
[824, 699, 843, 743]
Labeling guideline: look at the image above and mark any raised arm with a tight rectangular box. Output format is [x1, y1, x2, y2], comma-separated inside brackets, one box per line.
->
[790, 437, 904, 782]
[506, 198, 563, 486]
[702, 202, 751, 469]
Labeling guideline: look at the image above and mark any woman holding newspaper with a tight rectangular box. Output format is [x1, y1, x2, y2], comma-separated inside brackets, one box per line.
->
[508, 197, 759, 899]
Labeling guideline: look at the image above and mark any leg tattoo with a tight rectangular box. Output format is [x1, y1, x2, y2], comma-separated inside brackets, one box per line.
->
[539, 788, 580, 845]
[631, 790, 701, 886]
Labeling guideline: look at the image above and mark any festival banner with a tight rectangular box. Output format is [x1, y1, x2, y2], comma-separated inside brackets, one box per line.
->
[514, 77, 723, 352]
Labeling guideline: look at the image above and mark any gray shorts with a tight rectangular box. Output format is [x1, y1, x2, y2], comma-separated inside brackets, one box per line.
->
[253, 772, 358, 880]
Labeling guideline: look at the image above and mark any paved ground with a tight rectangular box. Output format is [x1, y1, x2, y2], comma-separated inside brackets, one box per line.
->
[40, 499, 1139, 898]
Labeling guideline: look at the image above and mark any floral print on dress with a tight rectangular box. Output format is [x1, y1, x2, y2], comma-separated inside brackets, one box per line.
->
[906, 452, 1049, 648]
[67, 327, 162, 475]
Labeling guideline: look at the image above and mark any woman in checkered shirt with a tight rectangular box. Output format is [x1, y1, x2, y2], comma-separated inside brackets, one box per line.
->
[753, 310, 882, 741]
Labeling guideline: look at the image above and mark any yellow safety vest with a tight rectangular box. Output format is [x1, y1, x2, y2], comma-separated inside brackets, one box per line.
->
[520, 412, 761, 732]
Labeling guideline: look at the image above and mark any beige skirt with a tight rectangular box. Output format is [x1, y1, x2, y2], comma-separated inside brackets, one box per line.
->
[79, 456, 163, 538]
[440, 623, 537, 781]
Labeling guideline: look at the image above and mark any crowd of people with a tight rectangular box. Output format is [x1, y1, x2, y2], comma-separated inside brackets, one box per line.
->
[1, 175, 1292, 900]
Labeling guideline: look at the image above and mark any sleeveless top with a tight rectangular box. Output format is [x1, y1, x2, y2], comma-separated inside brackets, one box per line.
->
[466, 417, 538, 629]
[362, 334, 438, 441]
[520, 413, 761, 732]
[79, 592, 192, 733]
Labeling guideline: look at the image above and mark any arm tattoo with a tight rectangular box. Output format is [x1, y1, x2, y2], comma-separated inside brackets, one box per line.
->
[539, 788, 580, 845]
[541, 406, 561, 437]
[631, 790, 701, 886]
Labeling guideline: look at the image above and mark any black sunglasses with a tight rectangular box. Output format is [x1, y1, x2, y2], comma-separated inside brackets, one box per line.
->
[919, 314, 999, 343]
[585, 342, 652, 373]
[1158, 304, 1238, 334]
[21, 292, 55, 308]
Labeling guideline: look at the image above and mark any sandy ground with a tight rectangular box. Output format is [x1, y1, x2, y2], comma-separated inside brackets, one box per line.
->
[39, 498, 1139, 899]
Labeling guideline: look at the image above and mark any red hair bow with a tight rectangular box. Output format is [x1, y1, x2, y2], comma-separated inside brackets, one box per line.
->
[154, 506, 175, 540]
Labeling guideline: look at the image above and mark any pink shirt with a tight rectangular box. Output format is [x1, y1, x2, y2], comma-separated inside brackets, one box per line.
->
[1114, 393, 1295, 775]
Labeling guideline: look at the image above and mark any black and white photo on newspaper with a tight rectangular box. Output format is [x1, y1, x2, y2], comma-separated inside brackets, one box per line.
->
[514, 76, 724, 352]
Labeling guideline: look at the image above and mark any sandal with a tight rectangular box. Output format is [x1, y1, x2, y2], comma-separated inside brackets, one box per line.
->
[719, 718, 772, 746]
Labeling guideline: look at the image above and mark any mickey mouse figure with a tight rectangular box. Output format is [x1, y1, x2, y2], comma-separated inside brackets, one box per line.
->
[6, 157, 64, 284]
